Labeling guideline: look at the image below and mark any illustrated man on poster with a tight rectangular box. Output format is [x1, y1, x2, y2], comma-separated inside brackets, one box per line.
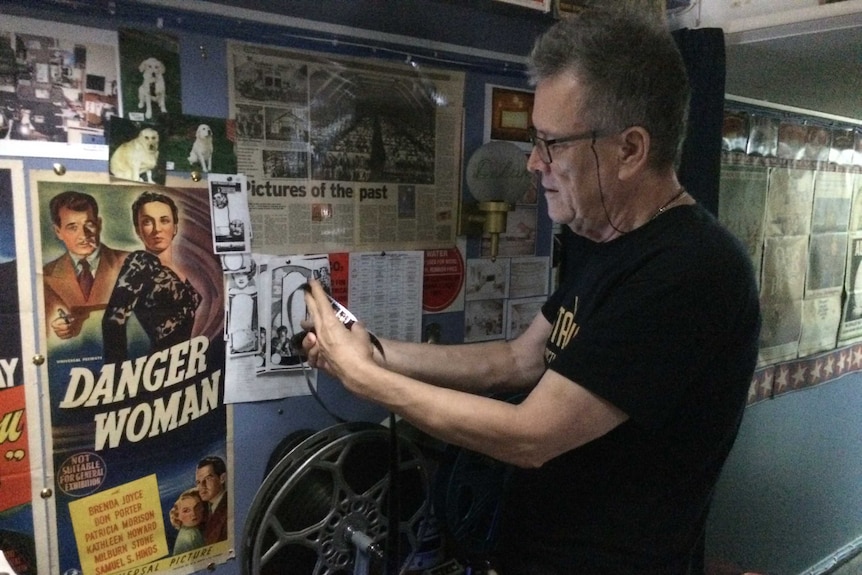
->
[195, 455, 228, 545]
[43, 190, 129, 340]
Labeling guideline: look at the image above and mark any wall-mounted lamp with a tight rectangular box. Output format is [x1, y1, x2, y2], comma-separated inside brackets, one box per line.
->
[458, 140, 532, 260]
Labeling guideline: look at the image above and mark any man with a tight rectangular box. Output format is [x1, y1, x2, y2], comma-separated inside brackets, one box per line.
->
[43, 191, 128, 340]
[302, 6, 760, 575]
[195, 456, 227, 545]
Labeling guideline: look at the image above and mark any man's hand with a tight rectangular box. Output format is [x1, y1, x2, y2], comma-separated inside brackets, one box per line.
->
[300, 280, 376, 385]
[51, 310, 83, 339]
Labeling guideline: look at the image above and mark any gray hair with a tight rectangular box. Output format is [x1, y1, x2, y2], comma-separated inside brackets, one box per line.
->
[527, 6, 690, 169]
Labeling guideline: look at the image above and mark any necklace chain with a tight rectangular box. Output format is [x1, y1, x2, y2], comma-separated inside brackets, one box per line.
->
[651, 186, 687, 221]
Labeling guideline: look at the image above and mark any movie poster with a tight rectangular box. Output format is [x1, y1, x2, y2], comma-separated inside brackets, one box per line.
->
[36, 175, 230, 575]
[0, 161, 37, 575]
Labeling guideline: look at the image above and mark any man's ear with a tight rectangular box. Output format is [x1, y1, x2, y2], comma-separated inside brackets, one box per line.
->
[617, 126, 650, 179]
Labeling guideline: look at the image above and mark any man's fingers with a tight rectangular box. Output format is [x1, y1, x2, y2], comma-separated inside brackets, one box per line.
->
[305, 279, 342, 331]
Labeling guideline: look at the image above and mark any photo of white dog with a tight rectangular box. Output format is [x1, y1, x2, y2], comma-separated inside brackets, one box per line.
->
[110, 127, 160, 183]
[188, 123, 213, 172]
[137, 57, 167, 120]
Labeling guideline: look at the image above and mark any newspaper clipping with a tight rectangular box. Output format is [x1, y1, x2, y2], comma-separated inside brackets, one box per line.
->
[227, 41, 465, 254]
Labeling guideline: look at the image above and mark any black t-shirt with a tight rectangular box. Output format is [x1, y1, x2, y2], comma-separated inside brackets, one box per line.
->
[497, 204, 761, 575]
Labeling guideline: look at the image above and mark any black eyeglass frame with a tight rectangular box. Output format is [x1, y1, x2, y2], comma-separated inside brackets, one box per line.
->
[527, 126, 604, 164]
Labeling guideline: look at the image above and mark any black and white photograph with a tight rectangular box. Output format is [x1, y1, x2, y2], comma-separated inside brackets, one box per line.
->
[263, 106, 308, 143]
[264, 254, 330, 371]
[465, 257, 509, 301]
[208, 173, 251, 254]
[307, 66, 436, 185]
[262, 149, 308, 179]
[464, 298, 505, 343]
[226, 258, 260, 357]
[506, 296, 545, 340]
[235, 103, 265, 140]
[233, 57, 307, 104]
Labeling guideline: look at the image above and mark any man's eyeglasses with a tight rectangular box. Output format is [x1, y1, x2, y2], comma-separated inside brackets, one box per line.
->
[528, 126, 599, 164]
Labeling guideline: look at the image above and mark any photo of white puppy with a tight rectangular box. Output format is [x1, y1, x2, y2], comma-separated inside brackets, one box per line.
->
[188, 123, 213, 172]
[110, 127, 160, 183]
[137, 57, 167, 120]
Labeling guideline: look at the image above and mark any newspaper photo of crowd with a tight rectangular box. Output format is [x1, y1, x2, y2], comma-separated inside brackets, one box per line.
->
[308, 68, 436, 185]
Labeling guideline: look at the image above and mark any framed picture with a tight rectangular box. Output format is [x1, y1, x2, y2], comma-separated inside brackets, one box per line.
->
[485, 85, 534, 146]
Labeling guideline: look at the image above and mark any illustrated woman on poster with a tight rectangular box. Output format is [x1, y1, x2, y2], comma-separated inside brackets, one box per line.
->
[102, 190, 202, 363]
[169, 488, 208, 555]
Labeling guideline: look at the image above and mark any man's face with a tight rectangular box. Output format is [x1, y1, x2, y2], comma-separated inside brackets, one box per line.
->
[53, 206, 101, 257]
[195, 464, 225, 502]
[526, 73, 615, 240]
[213, 192, 228, 209]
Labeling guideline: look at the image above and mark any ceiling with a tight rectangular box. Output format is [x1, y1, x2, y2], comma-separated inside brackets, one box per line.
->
[724, 13, 862, 122]
[160, 1, 862, 123]
[6, 0, 862, 121]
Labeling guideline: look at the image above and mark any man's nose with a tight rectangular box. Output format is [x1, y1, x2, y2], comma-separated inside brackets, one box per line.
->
[526, 147, 547, 172]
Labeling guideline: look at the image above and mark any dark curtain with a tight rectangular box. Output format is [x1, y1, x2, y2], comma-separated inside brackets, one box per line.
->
[673, 27, 727, 216]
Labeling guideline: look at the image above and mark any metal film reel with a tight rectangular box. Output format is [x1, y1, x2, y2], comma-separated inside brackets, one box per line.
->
[242, 422, 431, 575]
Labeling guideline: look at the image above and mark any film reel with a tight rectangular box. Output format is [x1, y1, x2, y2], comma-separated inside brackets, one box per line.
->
[241, 422, 431, 575]
[432, 394, 521, 562]
[433, 446, 512, 561]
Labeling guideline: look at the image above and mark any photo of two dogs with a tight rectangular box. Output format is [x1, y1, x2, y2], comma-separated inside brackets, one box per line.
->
[109, 122, 214, 183]
[109, 53, 220, 183]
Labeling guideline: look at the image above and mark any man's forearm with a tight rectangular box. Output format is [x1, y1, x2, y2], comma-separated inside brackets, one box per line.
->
[374, 337, 539, 394]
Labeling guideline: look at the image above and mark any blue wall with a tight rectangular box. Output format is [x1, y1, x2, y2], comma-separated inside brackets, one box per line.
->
[707, 372, 862, 574]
